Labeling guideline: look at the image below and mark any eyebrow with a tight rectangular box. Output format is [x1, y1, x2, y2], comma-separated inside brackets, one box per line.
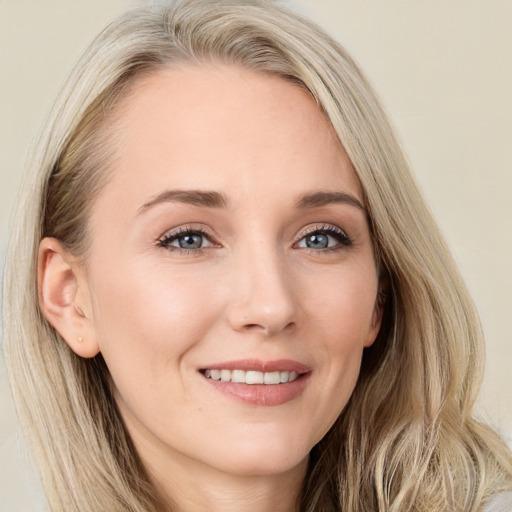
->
[295, 191, 365, 212]
[138, 189, 228, 214]
[138, 188, 365, 215]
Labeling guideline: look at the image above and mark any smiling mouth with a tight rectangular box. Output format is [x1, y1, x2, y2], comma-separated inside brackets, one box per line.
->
[199, 359, 311, 406]
[202, 369, 300, 385]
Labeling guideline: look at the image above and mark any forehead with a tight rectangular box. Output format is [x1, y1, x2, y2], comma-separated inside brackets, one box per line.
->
[97, 64, 362, 210]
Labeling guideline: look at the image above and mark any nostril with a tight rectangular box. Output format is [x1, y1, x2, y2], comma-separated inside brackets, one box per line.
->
[241, 321, 295, 336]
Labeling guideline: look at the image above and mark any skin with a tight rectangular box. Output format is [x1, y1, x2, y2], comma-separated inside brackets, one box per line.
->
[39, 65, 383, 512]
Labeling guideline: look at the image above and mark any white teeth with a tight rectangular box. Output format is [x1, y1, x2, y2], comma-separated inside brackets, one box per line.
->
[231, 370, 246, 383]
[204, 369, 301, 384]
[263, 371, 281, 384]
[246, 371, 264, 384]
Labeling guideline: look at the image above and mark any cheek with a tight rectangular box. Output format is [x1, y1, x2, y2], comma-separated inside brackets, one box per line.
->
[303, 260, 378, 346]
[88, 261, 221, 392]
[293, 261, 378, 435]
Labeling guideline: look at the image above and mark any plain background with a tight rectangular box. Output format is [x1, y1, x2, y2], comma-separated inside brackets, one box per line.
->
[1, 1, 511, 510]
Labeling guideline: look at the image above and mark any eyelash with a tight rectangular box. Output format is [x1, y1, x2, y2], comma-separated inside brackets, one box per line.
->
[294, 224, 353, 251]
[156, 224, 352, 254]
[157, 226, 213, 255]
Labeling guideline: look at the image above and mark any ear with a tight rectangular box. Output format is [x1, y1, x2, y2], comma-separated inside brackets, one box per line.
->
[364, 281, 388, 348]
[38, 237, 99, 358]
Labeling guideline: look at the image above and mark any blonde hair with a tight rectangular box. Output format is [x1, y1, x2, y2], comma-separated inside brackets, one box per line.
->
[3, 1, 512, 511]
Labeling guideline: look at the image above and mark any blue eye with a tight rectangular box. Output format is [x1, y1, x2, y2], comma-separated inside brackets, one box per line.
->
[303, 233, 329, 249]
[174, 233, 204, 249]
[296, 226, 351, 250]
[158, 228, 214, 251]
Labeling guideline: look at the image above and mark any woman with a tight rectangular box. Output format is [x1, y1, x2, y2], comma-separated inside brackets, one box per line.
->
[3, 0, 512, 510]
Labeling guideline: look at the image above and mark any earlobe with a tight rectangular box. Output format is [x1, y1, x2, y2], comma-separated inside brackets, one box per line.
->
[38, 237, 100, 358]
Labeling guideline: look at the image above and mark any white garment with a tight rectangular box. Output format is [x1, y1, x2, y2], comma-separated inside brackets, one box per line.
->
[482, 492, 512, 512]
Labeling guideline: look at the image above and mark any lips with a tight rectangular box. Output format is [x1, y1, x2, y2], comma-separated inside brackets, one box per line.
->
[204, 369, 299, 384]
[200, 359, 311, 406]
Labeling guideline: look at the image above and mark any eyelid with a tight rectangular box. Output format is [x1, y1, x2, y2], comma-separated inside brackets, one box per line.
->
[156, 224, 219, 251]
[293, 223, 353, 249]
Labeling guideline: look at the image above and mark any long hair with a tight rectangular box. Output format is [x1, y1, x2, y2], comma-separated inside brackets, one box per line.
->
[3, 1, 512, 510]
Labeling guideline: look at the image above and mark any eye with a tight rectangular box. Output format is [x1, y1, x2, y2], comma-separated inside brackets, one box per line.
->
[157, 227, 215, 252]
[295, 225, 352, 250]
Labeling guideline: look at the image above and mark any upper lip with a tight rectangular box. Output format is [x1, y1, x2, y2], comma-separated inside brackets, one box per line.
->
[200, 359, 311, 374]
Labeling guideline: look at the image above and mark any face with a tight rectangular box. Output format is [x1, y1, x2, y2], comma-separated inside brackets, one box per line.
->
[80, 65, 382, 480]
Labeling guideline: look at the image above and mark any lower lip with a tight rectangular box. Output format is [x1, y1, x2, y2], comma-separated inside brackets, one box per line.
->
[202, 373, 311, 406]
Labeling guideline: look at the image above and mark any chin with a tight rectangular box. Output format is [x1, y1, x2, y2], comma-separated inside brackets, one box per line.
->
[206, 432, 312, 477]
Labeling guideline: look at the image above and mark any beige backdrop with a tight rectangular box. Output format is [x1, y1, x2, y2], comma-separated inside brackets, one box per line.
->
[1, 1, 511, 510]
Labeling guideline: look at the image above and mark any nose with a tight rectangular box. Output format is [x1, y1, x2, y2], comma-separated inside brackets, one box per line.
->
[226, 245, 298, 337]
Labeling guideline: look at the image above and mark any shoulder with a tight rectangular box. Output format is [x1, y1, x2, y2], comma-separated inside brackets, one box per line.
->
[481, 492, 512, 512]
